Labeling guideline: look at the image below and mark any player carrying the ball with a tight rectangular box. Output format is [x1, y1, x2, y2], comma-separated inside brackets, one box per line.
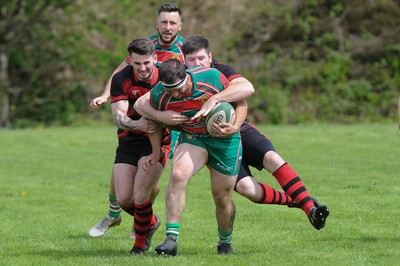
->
[139, 58, 249, 255]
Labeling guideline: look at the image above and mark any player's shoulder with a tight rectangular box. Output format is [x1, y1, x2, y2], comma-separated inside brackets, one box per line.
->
[149, 82, 168, 108]
[150, 82, 165, 95]
[149, 34, 158, 43]
[113, 65, 132, 81]
[188, 66, 220, 75]
[188, 66, 225, 85]
[212, 59, 233, 71]
[176, 35, 185, 45]
[212, 59, 241, 81]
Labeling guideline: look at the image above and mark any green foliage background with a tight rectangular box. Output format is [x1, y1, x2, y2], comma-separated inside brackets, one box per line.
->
[1, 0, 399, 127]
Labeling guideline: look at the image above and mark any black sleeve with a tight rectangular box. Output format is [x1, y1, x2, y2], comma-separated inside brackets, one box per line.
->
[212, 59, 242, 81]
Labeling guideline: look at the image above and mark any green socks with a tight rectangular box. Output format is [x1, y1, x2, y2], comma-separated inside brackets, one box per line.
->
[218, 229, 232, 245]
[166, 223, 180, 239]
[108, 193, 121, 218]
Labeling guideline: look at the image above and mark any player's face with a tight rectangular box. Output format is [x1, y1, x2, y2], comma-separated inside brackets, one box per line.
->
[185, 49, 212, 68]
[130, 53, 157, 82]
[156, 12, 182, 45]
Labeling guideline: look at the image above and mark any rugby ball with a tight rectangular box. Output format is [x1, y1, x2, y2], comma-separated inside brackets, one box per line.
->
[205, 102, 235, 136]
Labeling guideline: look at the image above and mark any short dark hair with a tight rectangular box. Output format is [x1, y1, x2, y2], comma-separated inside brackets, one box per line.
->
[159, 59, 187, 84]
[158, 3, 182, 19]
[127, 38, 155, 56]
[182, 35, 210, 56]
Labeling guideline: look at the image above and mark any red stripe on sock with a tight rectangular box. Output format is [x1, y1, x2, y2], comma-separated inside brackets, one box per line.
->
[273, 163, 313, 214]
[273, 163, 298, 187]
[133, 200, 153, 249]
[257, 183, 293, 205]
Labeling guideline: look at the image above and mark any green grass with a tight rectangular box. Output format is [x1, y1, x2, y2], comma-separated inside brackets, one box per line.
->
[0, 124, 399, 265]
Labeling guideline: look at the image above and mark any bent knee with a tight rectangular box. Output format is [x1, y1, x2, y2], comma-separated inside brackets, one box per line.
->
[263, 151, 285, 172]
[235, 179, 260, 202]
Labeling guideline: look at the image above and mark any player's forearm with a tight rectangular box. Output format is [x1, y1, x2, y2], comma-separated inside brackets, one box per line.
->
[134, 93, 159, 121]
[101, 79, 112, 99]
[232, 99, 248, 129]
[148, 127, 162, 156]
[212, 77, 254, 103]
[112, 113, 140, 131]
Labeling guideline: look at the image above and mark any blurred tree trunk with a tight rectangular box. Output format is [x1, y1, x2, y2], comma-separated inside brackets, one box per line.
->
[0, 46, 10, 127]
[0, 0, 62, 127]
[0, 0, 23, 128]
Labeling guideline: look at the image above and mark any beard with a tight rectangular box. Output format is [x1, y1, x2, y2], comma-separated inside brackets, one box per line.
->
[158, 31, 178, 45]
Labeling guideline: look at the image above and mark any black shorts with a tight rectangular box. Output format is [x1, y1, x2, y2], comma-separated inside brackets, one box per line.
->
[114, 139, 170, 167]
[236, 122, 276, 183]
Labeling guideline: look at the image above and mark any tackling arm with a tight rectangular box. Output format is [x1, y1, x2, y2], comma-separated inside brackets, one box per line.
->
[134, 92, 188, 126]
[211, 77, 254, 103]
[192, 76, 254, 120]
[111, 100, 157, 133]
[232, 99, 248, 129]
[143, 126, 163, 170]
[90, 60, 128, 109]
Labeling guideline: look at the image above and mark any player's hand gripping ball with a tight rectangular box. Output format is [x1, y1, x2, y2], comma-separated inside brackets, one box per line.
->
[205, 102, 235, 136]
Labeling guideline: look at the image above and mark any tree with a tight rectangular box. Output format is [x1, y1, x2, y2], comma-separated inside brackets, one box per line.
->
[1, 0, 398, 127]
[0, 0, 154, 128]
[0, 0, 74, 127]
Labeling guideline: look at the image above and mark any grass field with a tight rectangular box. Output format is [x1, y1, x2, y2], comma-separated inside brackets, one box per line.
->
[0, 124, 399, 265]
